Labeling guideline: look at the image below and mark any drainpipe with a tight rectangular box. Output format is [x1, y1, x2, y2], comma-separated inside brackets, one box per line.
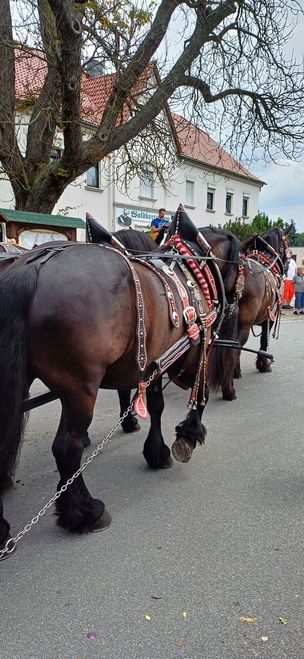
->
[108, 154, 116, 232]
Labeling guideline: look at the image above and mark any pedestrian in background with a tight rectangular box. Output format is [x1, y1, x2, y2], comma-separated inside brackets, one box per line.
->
[282, 248, 297, 309]
[149, 208, 167, 240]
[292, 266, 304, 315]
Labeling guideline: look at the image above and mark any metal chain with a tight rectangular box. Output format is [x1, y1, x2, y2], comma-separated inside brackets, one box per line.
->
[0, 369, 158, 560]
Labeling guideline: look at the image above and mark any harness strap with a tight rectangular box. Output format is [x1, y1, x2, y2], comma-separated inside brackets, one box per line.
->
[246, 250, 282, 277]
[161, 264, 201, 345]
[130, 257, 180, 329]
[153, 334, 191, 374]
[245, 255, 283, 343]
[105, 246, 147, 373]
[170, 235, 214, 308]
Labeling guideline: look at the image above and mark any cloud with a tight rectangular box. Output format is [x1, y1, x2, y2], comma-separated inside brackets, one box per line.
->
[255, 160, 304, 232]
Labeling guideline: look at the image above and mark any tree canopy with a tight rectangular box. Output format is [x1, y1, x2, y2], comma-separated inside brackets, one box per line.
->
[222, 213, 304, 246]
[0, 0, 304, 212]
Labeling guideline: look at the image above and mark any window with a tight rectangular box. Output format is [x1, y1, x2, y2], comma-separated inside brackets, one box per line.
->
[226, 192, 233, 214]
[86, 163, 99, 188]
[242, 196, 249, 217]
[207, 188, 215, 211]
[140, 168, 154, 198]
[49, 148, 61, 163]
[186, 180, 194, 206]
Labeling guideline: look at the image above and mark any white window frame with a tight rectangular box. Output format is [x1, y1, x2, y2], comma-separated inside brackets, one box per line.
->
[225, 192, 233, 215]
[140, 167, 154, 199]
[86, 163, 100, 189]
[242, 195, 249, 218]
[185, 180, 195, 207]
[206, 187, 215, 212]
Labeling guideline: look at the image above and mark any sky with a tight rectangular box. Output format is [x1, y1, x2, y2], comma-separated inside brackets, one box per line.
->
[165, 3, 304, 232]
[255, 160, 304, 231]
[253, 8, 304, 232]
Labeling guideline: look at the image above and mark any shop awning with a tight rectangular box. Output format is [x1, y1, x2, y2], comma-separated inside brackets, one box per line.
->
[0, 208, 85, 229]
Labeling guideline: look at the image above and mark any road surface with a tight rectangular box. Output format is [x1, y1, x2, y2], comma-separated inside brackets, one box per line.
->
[1, 316, 304, 659]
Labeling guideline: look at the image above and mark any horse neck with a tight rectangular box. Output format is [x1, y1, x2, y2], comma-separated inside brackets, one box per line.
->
[207, 237, 239, 297]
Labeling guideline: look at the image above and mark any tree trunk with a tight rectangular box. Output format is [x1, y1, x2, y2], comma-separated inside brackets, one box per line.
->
[14, 167, 72, 214]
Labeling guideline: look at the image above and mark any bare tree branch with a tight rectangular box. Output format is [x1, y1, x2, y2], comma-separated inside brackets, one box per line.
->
[0, 0, 303, 212]
[0, 0, 28, 205]
[25, 0, 61, 176]
[47, 0, 83, 166]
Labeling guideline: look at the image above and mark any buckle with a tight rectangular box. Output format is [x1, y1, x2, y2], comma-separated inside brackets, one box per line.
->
[183, 306, 197, 324]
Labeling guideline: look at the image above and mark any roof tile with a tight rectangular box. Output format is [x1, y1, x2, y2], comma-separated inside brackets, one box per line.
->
[14, 49, 261, 182]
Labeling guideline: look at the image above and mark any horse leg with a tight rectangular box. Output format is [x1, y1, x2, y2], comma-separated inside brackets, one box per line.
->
[221, 352, 237, 401]
[83, 431, 91, 448]
[234, 327, 249, 379]
[171, 386, 209, 463]
[0, 500, 15, 561]
[143, 376, 173, 469]
[118, 389, 140, 433]
[256, 320, 272, 372]
[52, 384, 111, 533]
[233, 349, 242, 379]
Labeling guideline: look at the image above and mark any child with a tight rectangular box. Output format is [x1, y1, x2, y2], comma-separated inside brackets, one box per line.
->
[292, 267, 304, 315]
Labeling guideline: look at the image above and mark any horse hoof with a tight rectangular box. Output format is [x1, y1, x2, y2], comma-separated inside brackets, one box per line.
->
[222, 391, 237, 401]
[0, 535, 16, 561]
[171, 438, 193, 463]
[122, 421, 141, 434]
[161, 455, 174, 469]
[256, 360, 272, 373]
[92, 509, 112, 533]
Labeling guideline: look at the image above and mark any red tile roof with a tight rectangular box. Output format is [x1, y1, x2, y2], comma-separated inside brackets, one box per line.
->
[15, 49, 47, 100]
[14, 49, 261, 183]
[172, 114, 262, 183]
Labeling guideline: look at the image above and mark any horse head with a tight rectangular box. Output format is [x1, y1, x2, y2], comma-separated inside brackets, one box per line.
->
[241, 224, 292, 270]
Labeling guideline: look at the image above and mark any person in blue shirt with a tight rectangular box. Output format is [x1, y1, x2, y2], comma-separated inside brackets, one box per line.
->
[150, 208, 167, 240]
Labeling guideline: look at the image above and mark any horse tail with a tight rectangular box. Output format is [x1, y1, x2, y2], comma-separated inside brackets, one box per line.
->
[0, 265, 38, 493]
[208, 310, 239, 392]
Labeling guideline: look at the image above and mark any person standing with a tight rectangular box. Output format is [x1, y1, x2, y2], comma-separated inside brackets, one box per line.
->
[292, 266, 304, 315]
[282, 249, 297, 309]
[149, 208, 167, 240]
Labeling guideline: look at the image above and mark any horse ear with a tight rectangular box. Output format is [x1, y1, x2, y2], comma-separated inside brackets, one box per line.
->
[283, 224, 292, 235]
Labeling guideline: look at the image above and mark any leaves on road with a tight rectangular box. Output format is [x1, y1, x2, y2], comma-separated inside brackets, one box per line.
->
[240, 616, 257, 623]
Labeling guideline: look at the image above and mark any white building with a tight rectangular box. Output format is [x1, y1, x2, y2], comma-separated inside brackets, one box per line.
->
[0, 51, 264, 243]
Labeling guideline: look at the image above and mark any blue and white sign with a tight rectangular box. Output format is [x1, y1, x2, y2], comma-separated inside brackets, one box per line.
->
[115, 206, 171, 230]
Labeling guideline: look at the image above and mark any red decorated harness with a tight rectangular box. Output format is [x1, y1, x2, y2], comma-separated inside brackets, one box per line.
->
[107, 233, 224, 418]
[244, 249, 283, 323]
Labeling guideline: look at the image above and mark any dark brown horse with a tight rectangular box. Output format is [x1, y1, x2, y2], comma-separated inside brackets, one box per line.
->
[0, 243, 27, 274]
[207, 225, 291, 400]
[0, 211, 233, 558]
[88, 216, 242, 416]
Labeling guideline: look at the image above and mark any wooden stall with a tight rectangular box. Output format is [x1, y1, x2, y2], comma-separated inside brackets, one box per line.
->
[0, 208, 85, 248]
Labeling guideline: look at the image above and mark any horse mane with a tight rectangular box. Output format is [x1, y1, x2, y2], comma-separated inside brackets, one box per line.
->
[113, 229, 158, 255]
[199, 226, 240, 286]
[260, 227, 282, 252]
[241, 227, 281, 255]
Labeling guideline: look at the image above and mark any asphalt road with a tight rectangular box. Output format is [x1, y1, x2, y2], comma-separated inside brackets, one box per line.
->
[1, 317, 304, 659]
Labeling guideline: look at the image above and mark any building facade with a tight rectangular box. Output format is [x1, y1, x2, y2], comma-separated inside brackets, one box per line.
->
[0, 53, 264, 240]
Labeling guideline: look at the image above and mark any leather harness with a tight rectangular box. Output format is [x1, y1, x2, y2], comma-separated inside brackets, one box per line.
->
[18, 237, 225, 418]
[244, 249, 284, 323]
